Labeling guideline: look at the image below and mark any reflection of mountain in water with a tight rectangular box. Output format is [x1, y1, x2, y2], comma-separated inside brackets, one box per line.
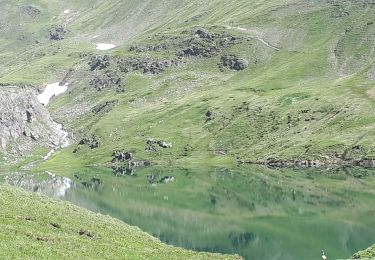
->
[3, 166, 375, 260]
[4, 173, 72, 198]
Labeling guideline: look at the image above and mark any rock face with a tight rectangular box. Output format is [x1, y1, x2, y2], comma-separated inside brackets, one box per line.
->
[0, 86, 69, 156]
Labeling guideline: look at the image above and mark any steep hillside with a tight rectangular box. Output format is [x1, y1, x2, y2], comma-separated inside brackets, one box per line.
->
[0, 0, 375, 169]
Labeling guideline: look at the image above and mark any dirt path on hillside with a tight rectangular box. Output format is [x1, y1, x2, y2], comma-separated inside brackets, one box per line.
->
[226, 26, 280, 51]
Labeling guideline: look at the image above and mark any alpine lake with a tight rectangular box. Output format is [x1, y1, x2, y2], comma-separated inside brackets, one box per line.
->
[2, 165, 375, 260]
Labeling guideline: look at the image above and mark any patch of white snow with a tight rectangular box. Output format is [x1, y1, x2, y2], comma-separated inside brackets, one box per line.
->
[63, 9, 70, 14]
[37, 82, 69, 106]
[96, 43, 117, 51]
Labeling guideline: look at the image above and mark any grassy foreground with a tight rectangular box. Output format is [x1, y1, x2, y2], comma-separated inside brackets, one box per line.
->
[0, 184, 239, 259]
[352, 245, 375, 259]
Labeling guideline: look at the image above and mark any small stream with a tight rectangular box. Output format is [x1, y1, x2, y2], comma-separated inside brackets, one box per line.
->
[2, 165, 375, 260]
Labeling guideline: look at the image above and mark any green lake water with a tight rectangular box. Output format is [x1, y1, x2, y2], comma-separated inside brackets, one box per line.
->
[3, 165, 375, 259]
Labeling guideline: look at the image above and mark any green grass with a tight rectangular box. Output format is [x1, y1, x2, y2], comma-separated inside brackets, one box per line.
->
[0, 184, 239, 259]
[1, 1, 375, 257]
[0, 0, 374, 167]
[352, 244, 375, 259]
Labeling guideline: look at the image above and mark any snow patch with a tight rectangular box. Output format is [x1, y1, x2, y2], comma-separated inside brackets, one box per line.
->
[63, 9, 70, 14]
[96, 43, 117, 51]
[37, 82, 71, 158]
[37, 82, 69, 106]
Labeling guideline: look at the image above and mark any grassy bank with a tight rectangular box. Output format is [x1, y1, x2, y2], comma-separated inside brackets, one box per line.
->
[0, 184, 239, 259]
[352, 245, 375, 259]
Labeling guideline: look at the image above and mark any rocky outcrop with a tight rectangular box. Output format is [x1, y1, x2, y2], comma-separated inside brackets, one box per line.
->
[89, 73, 123, 92]
[130, 28, 240, 59]
[205, 110, 214, 122]
[77, 134, 100, 149]
[219, 54, 249, 71]
[91, 100, 118, 114]
[112, 150, 133, 162]
[146, 138, 173, 151]
[89, 55, 111, 71]
[49, 25, 66, 40]
[177, 29, 238, 58]
[239, 157, 375, 169]
[108, 149, 151, 176]
[117, 57, 181, 74]
[0, 86, 70, 156]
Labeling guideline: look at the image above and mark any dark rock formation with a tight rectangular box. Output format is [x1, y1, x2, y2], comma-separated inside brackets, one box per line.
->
[129, 28, 241, 60]
[78, 134, 100, 149]
[239, 157, 375, 168]
[91, 100, 118, 114]
[89, 72, 123, 91]
[145, 138, 172, 151]
[112, 150, 133, 162]
[177, 29, 238, 58]
[49, 25, 66, 40]
[89, 55, 111, 71]
[205, 110, 214, 122]
[117, 57, 181, 74]
[219, 55, 249, 71]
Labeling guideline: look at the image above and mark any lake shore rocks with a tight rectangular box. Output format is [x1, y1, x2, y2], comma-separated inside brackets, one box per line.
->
[239, 157, 375, 169]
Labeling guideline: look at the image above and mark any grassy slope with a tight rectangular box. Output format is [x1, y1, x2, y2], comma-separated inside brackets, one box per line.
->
[352, 245, 375, 259]
[27, 0, 374, 172]
[1, 1, 375, 258]
[0, 184, 238, 259]
[0, 0, 375, 167]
